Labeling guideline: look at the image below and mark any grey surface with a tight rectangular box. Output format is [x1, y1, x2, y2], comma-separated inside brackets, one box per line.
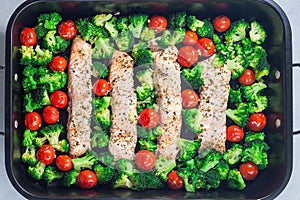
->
[0, 0, 299, 199]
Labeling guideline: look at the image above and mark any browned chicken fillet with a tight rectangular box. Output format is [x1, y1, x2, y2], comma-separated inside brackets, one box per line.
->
[153, 46, 182, 160]
[67, 36, 93, 158]
[197, 55, 231, 154]
[108, 50, 137, 161]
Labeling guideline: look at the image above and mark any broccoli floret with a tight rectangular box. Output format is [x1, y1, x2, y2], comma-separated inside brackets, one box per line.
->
[93, 13, 113, 27]
[97, 151, 114, 166]
[40, 124, 68, 152]
[33, 136, 47, 148]
[139, 138, 157, 152]
[93, 37, 114, 59]
[115, 158, 136, 175]
[186, 15, 204, 32]
[35, 23, 48, 40]
[116, 16, 129, 32]
[196, 19, 214, 38]
[43, 31, 71, 54]
[137, 125, 157, 140]
[182, 64, 204, 89]
[248, 95, 268, 114]
[177, 167, 203, 192]
[168, 12, 187, 30]
[22, 65, 38, 91]
[140, 27, 156, 42]
[157, 29, 185, 48]
[23, 93, 40, 112]
[93, 96, 111, 111]
[22, 129, 38, 147]
[91, 132, 109, 149]
[227, 169, 246, 190]
[253, 56, 270, 81]
[43, 166, 64, 184]
[212, 53, 226, 67]
[24, 86, 51, 112]
[223, 144, 243, 165]
[177, 138, 201, 162]
[20, 45, 53, 67]
[249, 21, 267, 45]
[229, 88, 242, 103]
[38, 67, 67, 93]
[225, 55, 247, 79]
[92, 61, 109, 78]
[21, 145, 38, 166]
[128, 14, 149, 38]
[28, 161, 46, 180]
[72, 151, 97, 171]
[241, 140, 269, 169]
[132, 48, 154, 67]
[95, 109, 111, 131]
[154, 155, 176, 182]
[19, 45, 35, 66]
[225, 19, 250, 44]
[241, 82, 267, 101]
[112, 171, 134, 189]
[129, 172, 163, 191]
[55, 139, 70, 153]
[226, 102, 249, 127]
[94, 164, 115, 184]
[62, 169, 79, 187]
[136, 84, 154, 102]
[115, 31, 134, 51]
[214, 159, 230, 180]
[37, 12, 62, 30]
[182, 108, 202, 133]
[136, 68, 154, 90]
[244, 131, 265, 143]
[104, 16, 118, 38]
[197, 149, 222, 172]
[203, 169, 222, 190]
[248, 45, 267, 68]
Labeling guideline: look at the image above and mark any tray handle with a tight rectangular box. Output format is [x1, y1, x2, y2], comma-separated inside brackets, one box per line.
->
[0, 65, 4, 135]
[293, 63, 300, 135]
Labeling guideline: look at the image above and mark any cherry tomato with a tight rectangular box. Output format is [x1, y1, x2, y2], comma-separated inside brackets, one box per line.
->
[49, 56, 68, 72]
[239, 161, 259, 181]
[56, 155, 73, 171]
[238, 69, 255, 86]
[148, 16, 167, 33]
[20, 28, 37, 46]
[178, 46, 199, 68]
[135, 150, 156, 171]
[58, 20, 77, 40]
[93, 79, 110, 97]
[138, 108, 160, 128]
[195, 38, 215, 57]
[226, 125, 244, 142]
[24, 112, 42, 131]
[181, 89, 199, 108]
[247, 113, 267, 132]
[37, 144, 56, 165]
[213, 15, 231, 33]
[77, 170, 98, 189]
[50, 90, 68, 108]
[43, 106, 60, 124]
[167, 170, 184, 190]
[183, 30, 198, 46]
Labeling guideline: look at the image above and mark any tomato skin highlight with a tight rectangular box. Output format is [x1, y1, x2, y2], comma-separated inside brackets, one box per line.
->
[148, 16, 167, 33]
[239, 161, 259, 181]
[247, 113, 267, 132]
[93, 79, 110, 97]
[37, 144, 56, 165]
[195, 38, 215, 57]
[238, 69, 255, 86]
[167, 170, 184, 190]
[213, 15, 231, 33]
[77, 170, 98, 189]
[58, 20, 77, 40]
[43, 106, 60, 124]
[20, 28, 37, 46]
[226, 125, 244, 142]
[135, 150, 156, 171]
[138, 108, 160, 128]
[56, 155, 73, 171]
[50, 90, 68, 109]
[178, 46, 199, 68]
[183, 30, 198, 46]
[49, 56, 68, 72]
[24, 112, 42, 131]
[181, 89, 199, 108]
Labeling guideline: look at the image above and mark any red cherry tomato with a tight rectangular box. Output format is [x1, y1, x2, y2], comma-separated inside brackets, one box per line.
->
[77, 170, 98, 189]
[135, 150, 156, 171]
[195, 38, 215, 57]
[93, 79, 110, 97]
[239, 161, 259, 181]
[226, 125, 244, 142]
[37, 144, 56, 165]
[183, 30, 198, 46]
[148, 16, 167, 33]
[181, 89, 199, 108]
[24, 112, 42, 131]
[178, 46, 199, 68]
[138, 108, 160, 128]
[213, 15, 231, 33]
[49, 56, 68, 72]
[247, 113, 267, 132]
[58, 20, 77, 40]
[20, 28, 37, 46]
[50, 90, 68, 109]
[43, 106, 60, 124]
[238, 69, 255, 86]
[56, 155, 73, 171]
[167, 170, 184, 190]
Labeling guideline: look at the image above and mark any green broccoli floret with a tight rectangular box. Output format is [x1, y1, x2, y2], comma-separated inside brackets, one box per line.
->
[212, 53, 226, 67]
[116, 16, 129, 32]
[196, 19, 214, 38]
[249, 21, 267, 45]
[137, 125, 158, 140]
[203, 169, 222, 190]
[136, 68, 154, 90]
[186, 15, 204, 32]
[43, 31, 70, 54]
[157, 29, 185, 48]
[229, 88, 242, 103]
[248, 95, 268, 114]
[129, 171, 163, 191]
[225, 55, 247, 79]
[56, 139, 70, 153]
[241, 82, 267, 101]
[115, 31, 134, 51]
[33, 136, 47, 148]
[93, 96, 111, 111]
[154, 155, 176, 182]
[241, 140, 269, 169]
[72, 151, 97, 171]
[33, 45, 53, 66]
[35, 23, 48, 40]
[197, 149, 222, 172]
[91, 132, 109, 149]
[19, 45, 35, 66]
[22, 129, 38, 147]
[97, 151, 114, 166]
[226, 169, 246, 190]
[223, 144, 243, 165]
[23, 93, 40, 112]
[139, 138, 157, 152]
[94, 163, 115, 184]
[92, 61, 109, 78]
[24, 86, 51, 112]
[168, 12, 187, 30]
[115, 158, 136, 175]
[136, 84, 154, 102]
[140, 27, 156, 42]
[104, 16, 118, 38]
[21, 145, 38, 166]
[112, 171, 133, 189]
[38, 66, 67, 93]
[177, 167, 203, 192]
[244, 131, 265, 143]
[182, 64, 204, 89]
[93, 13, 113, 27]
[214, 159, 230, 180]
[132, 48, 154, 67]
[28, 161, 46, 180]
[37, 12, 62, 30]
[93, 37, 114, 59]
[95, 109, 111, 131]
[248, 45, 267, 68]
[226, 103, 249, 127]
[62, 169, 79, 187]
[177, 138, 201, 162]
[253, 56, 270, 81]
[182, 108, 202, 133]
[225, 19, 250, 44]
[40, 124, 69, 152]
[22, 65, 37, 91]
[43, 166, 64, 184]
[128, 14, 149, 38]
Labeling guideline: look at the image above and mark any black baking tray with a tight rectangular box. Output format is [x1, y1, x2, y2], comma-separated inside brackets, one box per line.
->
[3, 0, 293, 199]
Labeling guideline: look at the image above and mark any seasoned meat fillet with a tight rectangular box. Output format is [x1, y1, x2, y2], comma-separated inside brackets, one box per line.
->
[108, 50, 137, 161]
[67, 36, 93, 158]
[197, 55, 231, 153]
[153, 46, 182, 160]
